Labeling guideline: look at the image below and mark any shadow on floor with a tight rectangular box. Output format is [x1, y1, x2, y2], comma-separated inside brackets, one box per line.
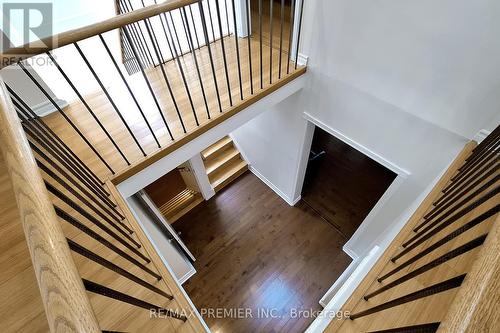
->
[173, 171, 352, 333]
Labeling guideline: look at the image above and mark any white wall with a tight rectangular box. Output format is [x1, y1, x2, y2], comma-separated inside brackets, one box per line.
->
[232, 0, 500, 257]
[299, 0, 500, 139]
[294, 0, 500, 255]
[127, 195, 195, 283]
[231, 91, 309, 205]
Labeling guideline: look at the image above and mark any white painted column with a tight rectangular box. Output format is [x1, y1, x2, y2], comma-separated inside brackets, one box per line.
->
[234, 0, 250, 37]
[189, 153, 215, 200]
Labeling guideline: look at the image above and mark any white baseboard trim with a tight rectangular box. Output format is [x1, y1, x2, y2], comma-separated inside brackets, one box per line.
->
[249, 165, 300, 206]
[306, 246, 380, 333]
[342, 246, 359, 260]
[298, 53, 309, 66]
[32, 98, 68, 117]
[179, 266, 197, 285]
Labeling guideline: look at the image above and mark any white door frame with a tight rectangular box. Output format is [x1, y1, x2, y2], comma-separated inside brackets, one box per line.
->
[137, 190, 196, 262]
[295, 112, 411, 259]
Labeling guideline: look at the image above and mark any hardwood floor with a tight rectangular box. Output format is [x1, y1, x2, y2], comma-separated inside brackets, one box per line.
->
[174, 172, 352, 333]
[41, 33, 304, 182]
[302, 128, 397, 238]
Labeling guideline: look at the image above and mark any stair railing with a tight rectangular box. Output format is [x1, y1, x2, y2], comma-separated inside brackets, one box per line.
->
[1, 0, 307, 184]
[325, 125, 499, 332]
[0, 78, 100, 332]
[0, 1, 216, 331]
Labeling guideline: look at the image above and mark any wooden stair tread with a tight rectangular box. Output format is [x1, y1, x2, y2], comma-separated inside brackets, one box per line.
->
[201, 136, 233, 160]
[169, 193, 204, 224]
[159, 189, 196, 217]
[205, 146, 240, 175]
[212, 160, 248, 192]
[159, 189, 194, 212]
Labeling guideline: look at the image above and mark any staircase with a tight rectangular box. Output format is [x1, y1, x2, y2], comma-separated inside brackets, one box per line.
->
[158, 189, 203, 224]
[202, 136, 248, 192]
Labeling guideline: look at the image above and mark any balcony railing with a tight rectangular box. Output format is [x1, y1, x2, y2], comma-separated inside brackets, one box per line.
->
[0, 0, 307, 331]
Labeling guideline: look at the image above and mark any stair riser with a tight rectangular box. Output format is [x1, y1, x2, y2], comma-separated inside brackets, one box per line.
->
[208, 152, 242, 182]
[202, 140, 234, 162]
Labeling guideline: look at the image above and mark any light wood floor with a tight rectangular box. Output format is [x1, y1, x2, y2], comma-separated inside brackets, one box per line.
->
[174, 172, 353, 333]
[43, 33, 304, 181]
[2, 10, 305, 332]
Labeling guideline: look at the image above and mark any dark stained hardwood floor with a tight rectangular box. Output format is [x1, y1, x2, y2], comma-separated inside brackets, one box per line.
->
[173, 172, 352, 333]
[302, 128, 397, 238]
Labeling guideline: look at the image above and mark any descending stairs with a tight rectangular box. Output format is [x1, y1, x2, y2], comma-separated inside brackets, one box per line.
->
[202, 136, 248, 192]
[158, 189, 203, 224]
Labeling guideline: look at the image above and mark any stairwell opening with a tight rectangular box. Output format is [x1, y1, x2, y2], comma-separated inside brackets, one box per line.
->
[302, 126, 398, 241]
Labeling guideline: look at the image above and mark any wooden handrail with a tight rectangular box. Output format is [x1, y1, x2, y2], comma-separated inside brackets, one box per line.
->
[437, 213, 500, 333]
[0, 77, 100, 332]
[0, 0, 198, 68]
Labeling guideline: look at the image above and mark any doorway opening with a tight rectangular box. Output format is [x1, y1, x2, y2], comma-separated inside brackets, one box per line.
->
[144, 162, 204, 224]
[302, 126, 398, 240]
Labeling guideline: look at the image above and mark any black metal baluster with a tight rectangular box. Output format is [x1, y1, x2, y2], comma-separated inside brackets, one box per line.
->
[121, 36, 135, 74]
[442, 144, 499, 195]
[231, 0, 244, 100]
[278, 0, 284, 79]
[422, 162, 499, 224]
[47, 52, 131, 165]
[449, 141, 500, 186]
[122, 0, 155, 66]
[206, 0, 217, 41]
[45, 182, 147, 261]
[168, 11, 185, 56]
[28, 143, 127, 227]
[410, 175, 499, 237]
[295, 0, 304, 70]
[74, 42, 147, 157]
[224, 0, 231, 36]
[349, 275, 466, 320]
[180, 8, 194, 53]
[365, 235, 486, 300]
[18, 61, 115, 174]
[432, 157, 499, 209]
[383, 205, 499, 279]
[55, 207, 163, 279]
[68, 239, 173, 299]
[124, 38, 140, 73]
[166, 12, 200, 126]
[36, 157, 133, 234]
[6, 84, 106, 188]
[269, 0, 274, 84]
[189, 5, 201, 49]
[461, 129, 500, 169]
[214, 0, 233, 106]
[198, 2, 223, 113]
[246, 0, 254, 94]
[99, 34, 161, 149]
[163, 13, 200, 127]
[82, 279, 186, 321]
[182, 7, 211, 120]
[259, 0, 263, 89]
[17, 107, 111, 202]
[367, 323, 440, 333]
[123, 26, 174, 141]
[287, 0, 296, 74]
[396, 186, 500, 260]
[119, 0, 150, 67]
